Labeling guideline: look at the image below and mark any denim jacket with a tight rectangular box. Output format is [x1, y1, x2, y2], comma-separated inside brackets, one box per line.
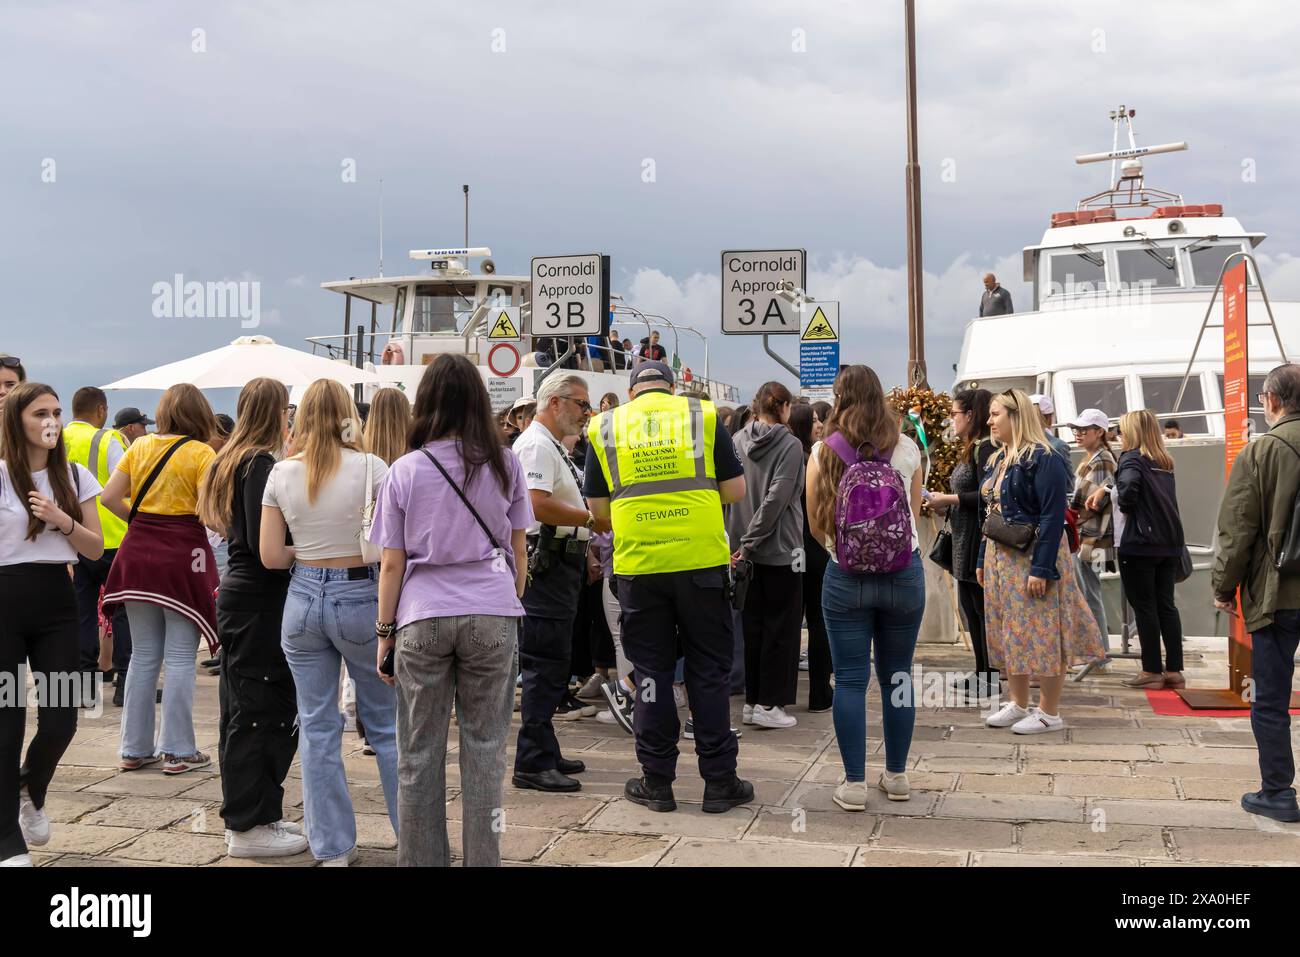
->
[977, 444, 1070, 580]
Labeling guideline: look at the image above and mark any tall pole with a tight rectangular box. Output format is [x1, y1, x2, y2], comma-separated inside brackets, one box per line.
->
[463, 184, 469, 248]
[903, 0, 928, 388]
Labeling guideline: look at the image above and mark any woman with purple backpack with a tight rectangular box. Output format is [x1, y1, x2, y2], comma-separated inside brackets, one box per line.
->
[806, 366, 924, 810]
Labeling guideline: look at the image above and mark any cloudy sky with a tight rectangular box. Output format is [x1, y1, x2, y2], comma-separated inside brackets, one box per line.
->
[4, 0, 1298, 411]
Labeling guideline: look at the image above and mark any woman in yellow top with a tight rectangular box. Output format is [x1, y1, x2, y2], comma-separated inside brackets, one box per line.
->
[101, 384, 220, 775]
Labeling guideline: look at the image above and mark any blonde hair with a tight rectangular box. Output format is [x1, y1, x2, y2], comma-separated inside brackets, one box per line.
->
[362, 388, 411, 466]
[291, 379, 364, 503]
[198, 378, 288, 532]
[990, 388, 1052, 465]
[1119, 409, 1174, 471]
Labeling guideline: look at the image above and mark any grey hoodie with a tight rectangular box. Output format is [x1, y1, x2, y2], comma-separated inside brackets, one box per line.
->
[726, 420, 806, 566]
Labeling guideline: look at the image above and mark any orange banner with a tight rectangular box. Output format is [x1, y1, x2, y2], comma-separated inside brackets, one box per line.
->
[1222, 259, 1252, 660]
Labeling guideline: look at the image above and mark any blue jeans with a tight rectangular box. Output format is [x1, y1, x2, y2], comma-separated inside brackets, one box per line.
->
[1251, 608, 1300, 797]
[281, 566, 398, 860]
[120, 602, 199, 759]
[821, 551, 925, 779]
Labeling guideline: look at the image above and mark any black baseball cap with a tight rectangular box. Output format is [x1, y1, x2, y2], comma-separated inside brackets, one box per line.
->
[631, 359, 675, 388]
[113, 407, 154, 429]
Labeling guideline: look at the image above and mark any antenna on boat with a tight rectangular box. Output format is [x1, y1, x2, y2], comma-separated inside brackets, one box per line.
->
[1074, 105, 1188, 189]
[378, 178, 384, 277]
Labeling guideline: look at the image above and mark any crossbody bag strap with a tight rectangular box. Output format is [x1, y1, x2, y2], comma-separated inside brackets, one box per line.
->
[418, 448, 502, 551]
[128, 437, 193, 525]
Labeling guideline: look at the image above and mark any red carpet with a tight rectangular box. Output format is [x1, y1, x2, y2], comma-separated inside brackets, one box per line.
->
[1143, 687, 1300, 718]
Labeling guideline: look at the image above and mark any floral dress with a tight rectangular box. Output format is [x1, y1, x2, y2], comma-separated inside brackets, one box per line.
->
[981, 457, 1104, 676]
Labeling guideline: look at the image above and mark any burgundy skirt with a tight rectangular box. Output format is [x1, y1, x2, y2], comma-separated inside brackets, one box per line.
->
[103, 513, 220, 656]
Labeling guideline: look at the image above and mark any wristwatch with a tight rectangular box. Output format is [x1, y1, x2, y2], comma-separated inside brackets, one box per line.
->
[584, 511, 596, 531]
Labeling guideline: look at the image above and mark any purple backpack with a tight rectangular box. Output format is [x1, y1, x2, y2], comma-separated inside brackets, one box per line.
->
[824, 432, 913, 574]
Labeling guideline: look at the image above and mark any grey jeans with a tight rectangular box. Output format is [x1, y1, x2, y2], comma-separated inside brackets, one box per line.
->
[1073, 553, 1110, 653]
[394, 614, 517, 867]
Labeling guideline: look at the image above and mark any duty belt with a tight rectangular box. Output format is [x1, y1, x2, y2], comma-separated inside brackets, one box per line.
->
[528, 535, 589, 557]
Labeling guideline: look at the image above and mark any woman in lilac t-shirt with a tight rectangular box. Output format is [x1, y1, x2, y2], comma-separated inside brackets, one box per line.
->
[369, 354, 531, 868]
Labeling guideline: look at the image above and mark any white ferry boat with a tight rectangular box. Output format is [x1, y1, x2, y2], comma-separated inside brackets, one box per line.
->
[954, 106, 1298, 638]
[304, 247, 739, 408]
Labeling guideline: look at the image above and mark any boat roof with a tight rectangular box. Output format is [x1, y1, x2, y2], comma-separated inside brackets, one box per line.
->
[1027, 214, 1264, 253]
[321, 274, 530, 304]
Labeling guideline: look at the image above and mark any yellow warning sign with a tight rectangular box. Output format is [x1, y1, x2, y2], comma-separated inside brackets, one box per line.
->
[488, 310, 521, 340]
[801, 306, 837, 342]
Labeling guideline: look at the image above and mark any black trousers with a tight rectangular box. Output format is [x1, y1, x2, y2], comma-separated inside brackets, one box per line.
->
[802, 545, 833, 711]
[1251, 609, 1300, 796]
[72, 549, 132, 675]
[1118, 554, 1184, 673]
[956, 579, 998, 682]
[0, 564, 80, 859]
[617, 566, 738, 782]
[742, 563, 803, 707]
[217, 582, 298, 832]
[515, 614, 576, 772]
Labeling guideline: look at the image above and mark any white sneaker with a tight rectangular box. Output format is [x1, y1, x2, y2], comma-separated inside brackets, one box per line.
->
[673, 685, 687, 710]
[276, 819, 304, 836]
[1011, 707, 1066, 735]
[319, 845, 358, 867]
[18, 788, 50, 846]
[0, 853, 33, 867]
[742, 704, 754, 725]
[878, 770, 911, 801]
[227, 822, 310, 858]
[751, 705, 797, 729]
[595, 709, 616, 724]
[985, 701, 1030, 728]
[833, 780, 868, 811]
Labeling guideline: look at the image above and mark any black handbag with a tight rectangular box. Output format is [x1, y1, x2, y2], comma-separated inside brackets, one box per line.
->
[982, 507, 1037, 552]
[928, 519, 954, 573]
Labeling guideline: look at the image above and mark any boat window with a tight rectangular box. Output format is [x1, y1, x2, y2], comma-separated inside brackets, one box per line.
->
[1140, 375, 1207, 434]
[391, 287, 406, 333]
[408, 282, 477, 334]
[1187, 242, 1250, 287]
[1047, 251, 1107, 296]
[1218, 373, 1268, 436]
[1072, 378, 1128, 419]
[1117, 246, 1180, 289]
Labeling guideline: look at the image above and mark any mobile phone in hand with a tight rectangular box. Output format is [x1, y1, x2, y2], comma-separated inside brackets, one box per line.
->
[380, 646, 395, 677]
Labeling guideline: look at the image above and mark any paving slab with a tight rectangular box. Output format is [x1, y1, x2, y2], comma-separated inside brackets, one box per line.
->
[875, 816, 1017, 852]
[536, 831, 673, 866]
[1087, 798, 1264, 830]
[113, 831, 229, 866]
[852, 848, 969, 867]
[1170, 828, 1300, 864]
[935, 792, 1086, 823]
[1020, 821, 1170, 857]
[585, 798, 756, 840]
[1051, 774, 1180, 799]
[972, 852, 1138, 867]
[662, 837, 854, 867]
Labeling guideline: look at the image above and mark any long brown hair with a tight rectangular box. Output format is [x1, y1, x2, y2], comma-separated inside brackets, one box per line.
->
[2, 382, 81, 541]
[811, 365, 899, 535]
[409, 354, 511, 491]
[291, 379, 364, 503]
[156, 382, 218, 441]
[362, 388, 411, 466]
[198, 378, 288, 532]
[1119, 409, 1174, 471]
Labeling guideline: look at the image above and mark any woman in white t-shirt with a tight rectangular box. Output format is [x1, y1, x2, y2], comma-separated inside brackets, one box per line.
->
[258, 378, 394, 867]
[0, 383, 104, 867]
[805, 365, 924, 814]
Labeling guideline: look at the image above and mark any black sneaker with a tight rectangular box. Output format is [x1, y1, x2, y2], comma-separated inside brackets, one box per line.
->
[555, 695, 587, 721]
[682, 718, 741, 741]
[600, 680, 635, 735]
[112, 680, 124, 708]
[702, 775, 755, 814]
[200, 652, 222, 675]
[625, 775, 676, 812]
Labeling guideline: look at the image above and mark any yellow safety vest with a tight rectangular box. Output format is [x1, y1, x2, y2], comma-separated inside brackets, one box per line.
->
[63, 420, 127, 549]
[587, 391, 730, 575]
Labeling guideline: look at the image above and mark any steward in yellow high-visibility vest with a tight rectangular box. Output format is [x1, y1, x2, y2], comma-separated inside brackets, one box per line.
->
[583, 359, 754, 814]
[63, 387, 134, 694]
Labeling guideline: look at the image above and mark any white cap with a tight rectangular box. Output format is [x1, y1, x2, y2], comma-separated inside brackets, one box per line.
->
[1063, 408, 1110, 431]
[1029, 393, 1055, 416]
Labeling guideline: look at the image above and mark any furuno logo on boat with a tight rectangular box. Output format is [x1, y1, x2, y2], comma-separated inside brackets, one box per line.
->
[151, 273, 261, 328]
[49, 887, 152, 937]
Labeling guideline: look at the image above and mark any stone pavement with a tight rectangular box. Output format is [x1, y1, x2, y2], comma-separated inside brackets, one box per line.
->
[23, 636, 1300, 867]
